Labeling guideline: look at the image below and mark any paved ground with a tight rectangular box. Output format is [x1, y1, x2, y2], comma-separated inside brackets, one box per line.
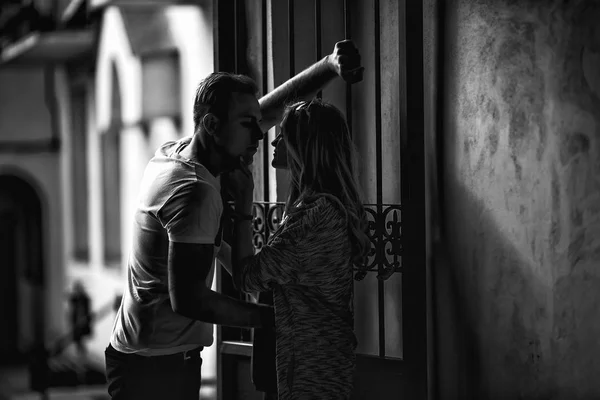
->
[0, 364, 216, 400]
[0, 363, 106, 400]
[1, 339, 218, 400]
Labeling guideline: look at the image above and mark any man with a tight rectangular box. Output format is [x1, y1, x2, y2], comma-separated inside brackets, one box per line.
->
[69, 280, 92, 356]
[104, 40, 363, 400]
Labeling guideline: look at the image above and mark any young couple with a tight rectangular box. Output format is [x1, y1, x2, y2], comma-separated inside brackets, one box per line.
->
[105, 40, 370, 400]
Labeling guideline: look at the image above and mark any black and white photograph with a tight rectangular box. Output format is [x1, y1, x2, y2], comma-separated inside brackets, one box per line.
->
[0, 0, 598, 399]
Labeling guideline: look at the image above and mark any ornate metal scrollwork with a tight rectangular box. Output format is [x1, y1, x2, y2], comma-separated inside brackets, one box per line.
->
[357, 204, 402, 281]
[381, 204, 402, 279]
[250, 202, 286, 250]
[230, 201, 402, 281]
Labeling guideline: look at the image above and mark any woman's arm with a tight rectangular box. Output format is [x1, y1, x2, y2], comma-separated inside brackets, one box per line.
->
[232, 201, 339, 294]
[216, 241, 232, 276]
[217, 241, 259, 302]
[231, 195, 257, 290]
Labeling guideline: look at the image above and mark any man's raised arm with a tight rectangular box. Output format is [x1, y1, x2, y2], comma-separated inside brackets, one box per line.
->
[258, 39, 363, 132]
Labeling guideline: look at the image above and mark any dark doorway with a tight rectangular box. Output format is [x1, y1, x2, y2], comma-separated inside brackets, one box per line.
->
[0, 174, 44, 363]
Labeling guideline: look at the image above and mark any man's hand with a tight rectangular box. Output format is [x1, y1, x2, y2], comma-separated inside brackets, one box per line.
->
[327, 39, 364, 84]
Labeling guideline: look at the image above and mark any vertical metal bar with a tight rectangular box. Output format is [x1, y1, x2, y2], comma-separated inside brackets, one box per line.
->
[262, 0, 270, 202]
[344, 0, 351, 44]
[315, 0, 322, 99]
[215, 0, 236, 73]
[402, 0, 427, 396]
[373, 0, 385, 359]
[344, 0, 352, 136]
[288, 0, 295, 78]
[234, 0, 239, 73]
[431, 2, 447, 394]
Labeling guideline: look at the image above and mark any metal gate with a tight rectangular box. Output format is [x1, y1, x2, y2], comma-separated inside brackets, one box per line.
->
[215, 1, 427, 398]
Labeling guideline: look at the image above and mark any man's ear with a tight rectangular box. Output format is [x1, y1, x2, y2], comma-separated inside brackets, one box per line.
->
[202, 113, 220, 136]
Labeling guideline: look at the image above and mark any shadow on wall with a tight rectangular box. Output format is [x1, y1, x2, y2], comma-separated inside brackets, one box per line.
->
[434, 179, 557, 400]
[436, 177, 600, 400]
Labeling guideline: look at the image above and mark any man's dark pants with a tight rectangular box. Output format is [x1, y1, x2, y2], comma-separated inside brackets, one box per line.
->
[105, 343, 203, 400]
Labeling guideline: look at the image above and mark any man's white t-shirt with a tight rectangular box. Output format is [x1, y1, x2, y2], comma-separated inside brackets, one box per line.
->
[110, 137, 223, 356]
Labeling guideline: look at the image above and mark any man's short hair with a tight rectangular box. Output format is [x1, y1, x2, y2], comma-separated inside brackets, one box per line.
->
[193, 72, 258, 132]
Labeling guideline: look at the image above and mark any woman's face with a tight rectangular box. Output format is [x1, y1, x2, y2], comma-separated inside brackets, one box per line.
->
[271, 131, 289, 169]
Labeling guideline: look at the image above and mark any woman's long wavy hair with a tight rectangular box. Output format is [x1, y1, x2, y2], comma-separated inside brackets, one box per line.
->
[280, 99, 371, 270]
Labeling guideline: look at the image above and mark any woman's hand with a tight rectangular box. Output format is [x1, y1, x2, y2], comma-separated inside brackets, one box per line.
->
[222, 156, 254, 205]
[327, 39, 364, 84]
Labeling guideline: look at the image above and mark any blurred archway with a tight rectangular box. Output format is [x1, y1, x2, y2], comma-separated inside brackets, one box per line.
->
[0, 174, 44, 363]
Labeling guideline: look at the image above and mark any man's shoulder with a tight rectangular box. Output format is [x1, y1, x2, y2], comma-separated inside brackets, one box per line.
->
[143, 156, 196, 197]
[192, 164, 220, 193]
[150, 137, 220, 192]
[153, 137, 191, 159]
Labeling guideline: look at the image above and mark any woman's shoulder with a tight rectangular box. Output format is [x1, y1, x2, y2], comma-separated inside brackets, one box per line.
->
[290, 193, 347, 226]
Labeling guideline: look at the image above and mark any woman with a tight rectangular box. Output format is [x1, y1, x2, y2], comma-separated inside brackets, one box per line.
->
[230, 99, 370, 399]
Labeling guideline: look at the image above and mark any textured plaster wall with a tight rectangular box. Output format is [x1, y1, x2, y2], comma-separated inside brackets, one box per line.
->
[438, 0, 600, 398]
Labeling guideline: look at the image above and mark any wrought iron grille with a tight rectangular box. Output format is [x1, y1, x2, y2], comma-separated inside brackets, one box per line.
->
[217, 0, 415, 363]
[236, 201, 402, 281]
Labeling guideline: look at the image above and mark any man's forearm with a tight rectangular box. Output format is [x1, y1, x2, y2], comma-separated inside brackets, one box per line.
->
[176, 284, 272, 329]
[259, 56, 336, 132]
[199, 289, 273, 328]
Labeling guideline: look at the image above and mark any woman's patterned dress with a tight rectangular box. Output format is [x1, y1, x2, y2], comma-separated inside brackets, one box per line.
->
[237, 195, 358, 400]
